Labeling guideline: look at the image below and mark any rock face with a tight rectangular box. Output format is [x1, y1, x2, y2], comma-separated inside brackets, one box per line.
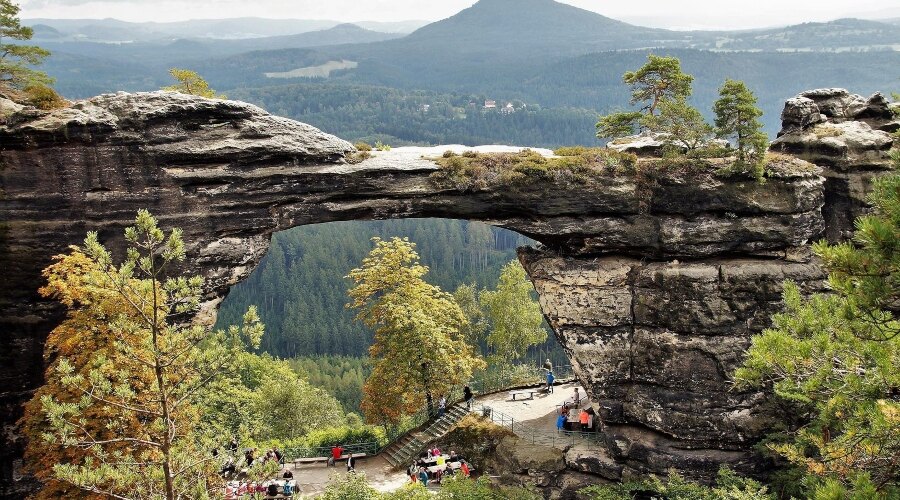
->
[0, 89, 880, 494]
[521, 250, 825, 480]
[771, 88, 897, 241]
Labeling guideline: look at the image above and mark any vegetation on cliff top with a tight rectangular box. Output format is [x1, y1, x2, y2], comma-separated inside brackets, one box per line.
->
[430, 147, 816, 193]
[596, 54, 769, 181]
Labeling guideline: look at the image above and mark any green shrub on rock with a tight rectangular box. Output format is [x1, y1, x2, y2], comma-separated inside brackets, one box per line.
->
[579, 467, 773, 500]
[23, 83, 65, 110]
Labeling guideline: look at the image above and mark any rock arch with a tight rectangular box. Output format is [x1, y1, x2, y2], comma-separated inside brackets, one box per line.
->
[0, 89, 894, 492]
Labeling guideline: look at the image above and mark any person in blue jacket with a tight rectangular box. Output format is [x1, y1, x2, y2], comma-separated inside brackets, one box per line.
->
[546, 371, 555, 393]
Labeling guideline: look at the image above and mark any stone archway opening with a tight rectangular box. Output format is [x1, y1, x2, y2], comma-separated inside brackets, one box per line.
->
[213, 217, 567, 366]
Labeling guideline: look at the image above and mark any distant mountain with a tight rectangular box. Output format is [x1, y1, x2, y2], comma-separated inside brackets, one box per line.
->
[354, 20, 430, 34]
[211, 24, 402, 53]
[710, 18, 900, 51]
[28, 24, 401, 78]
[395, 0, 683, 57]
[24, 17, 424, 42]
[25, 17, 338, 42]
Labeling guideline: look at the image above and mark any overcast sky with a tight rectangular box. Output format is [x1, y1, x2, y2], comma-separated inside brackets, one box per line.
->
[18, 0, 900, 30]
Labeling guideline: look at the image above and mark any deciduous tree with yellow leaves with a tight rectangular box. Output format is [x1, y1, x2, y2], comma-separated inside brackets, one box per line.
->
[347, 237, 484, 426]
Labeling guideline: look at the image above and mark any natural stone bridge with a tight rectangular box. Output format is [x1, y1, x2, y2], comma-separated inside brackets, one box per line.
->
[0, 89, 894, 493]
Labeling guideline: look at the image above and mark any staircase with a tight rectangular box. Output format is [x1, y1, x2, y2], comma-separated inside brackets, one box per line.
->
[382, 404, 470, 468]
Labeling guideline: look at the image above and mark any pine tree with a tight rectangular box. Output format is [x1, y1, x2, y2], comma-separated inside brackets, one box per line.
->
[596, 55, 695, 141]
[163, 68, 225, 98]
[734, 174, 900, 495]
[0, 0, 51, 87]
[713, 79, 768, 181]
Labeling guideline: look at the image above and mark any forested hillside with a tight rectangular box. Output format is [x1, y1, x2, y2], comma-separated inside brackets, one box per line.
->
[215, 219, 555, 359]
[229, 83, 598, 146]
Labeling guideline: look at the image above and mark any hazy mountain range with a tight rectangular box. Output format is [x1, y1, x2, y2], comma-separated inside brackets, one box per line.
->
[25, 17, 429, 41]
[25, 0, 900, 141]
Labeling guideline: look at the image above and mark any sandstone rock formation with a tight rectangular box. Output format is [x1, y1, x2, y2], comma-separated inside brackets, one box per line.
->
[771, 88, 897, 241]
[0, 89, 891, 494]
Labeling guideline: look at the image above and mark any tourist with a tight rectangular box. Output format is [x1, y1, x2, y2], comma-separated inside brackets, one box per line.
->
[543, 358, 553, 372]
[347, 454, 357, 473]
[587, 407, 599, 431]
[444, 463, 456, 477]
[436, 453, 446, 466]
[556, 411, 566, 431]
[273, 447, 283, 465]
[282, 468, 293, 479]
[546, 370, 555, 393]
[573, 387, 580, 405]
[432, 446, 441, 457]
[408, 462, 418, 482]
[266, 481, 279, 497]
[418, 466, 429, 485]
[460, 460, 471, 477]
[282, 480, 294, 496]
[228, 438, 238, 455]
[244, 449, 255, 468]
[449, 450, 459, 463]
[464, 385, 474, 410]
[580, 408, 589, 431]
[329, 444, 343, 467]
[438, 394, 447, 418]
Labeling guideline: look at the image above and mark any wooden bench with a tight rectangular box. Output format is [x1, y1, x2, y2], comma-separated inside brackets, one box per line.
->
[293, 452, 367, 466]
[509, 389, 537, 400]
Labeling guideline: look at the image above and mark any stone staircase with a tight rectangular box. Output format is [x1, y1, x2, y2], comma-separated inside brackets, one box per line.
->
[382, 404, 470, 468]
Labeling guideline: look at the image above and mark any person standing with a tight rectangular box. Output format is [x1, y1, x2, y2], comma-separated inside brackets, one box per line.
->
[438, 394, 447, 418]
[347, 454, 356, 473]
[546, 371, 555, 393]
[573, 387, 580, 405]
[463, 385, 474, 410]
[329, 444, 343, 467]
[543, 358, 553, 373]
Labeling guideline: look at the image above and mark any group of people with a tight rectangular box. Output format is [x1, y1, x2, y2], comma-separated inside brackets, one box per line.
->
[328, 444, 358, 472]
[224, 478, 296, 499]
[407, 448, 471, 486]
[216, 439, 286, 479]
[556, 389, 599, 432]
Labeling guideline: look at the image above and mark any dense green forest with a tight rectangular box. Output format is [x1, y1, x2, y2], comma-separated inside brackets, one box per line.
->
[288, 356, 370, 414]
[215, 219, 564, 361]
[229, 83, 598, 146]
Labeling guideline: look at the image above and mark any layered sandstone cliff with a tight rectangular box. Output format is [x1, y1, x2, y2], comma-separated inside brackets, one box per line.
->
[0, 89, 892, 494]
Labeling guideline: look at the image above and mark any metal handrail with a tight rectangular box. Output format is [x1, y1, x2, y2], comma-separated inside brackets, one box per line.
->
[372, 364, 579, 458]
